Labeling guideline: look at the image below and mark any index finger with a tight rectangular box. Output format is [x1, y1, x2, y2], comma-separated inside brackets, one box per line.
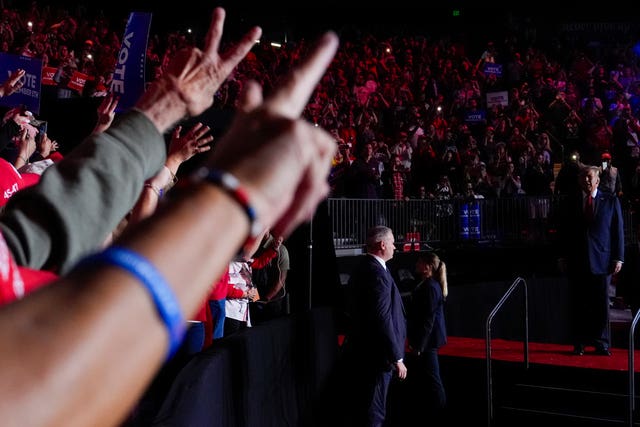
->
[203, 8, 262, 76]
[107, 93, 119, 112]
[9, 69, 25, 85]
[203, 7, 225, 55]
[265, 31, 338, 119]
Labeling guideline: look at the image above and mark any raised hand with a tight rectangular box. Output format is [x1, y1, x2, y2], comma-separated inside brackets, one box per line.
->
[166, 122, 214, 168]
[0, 69, 25, 98]
[92, 92, 119, 134]
[207, 31, 340, 238]
[14, 127, 36, 168]
[135, 8, 262, 132]
[36, 132, 58, 159]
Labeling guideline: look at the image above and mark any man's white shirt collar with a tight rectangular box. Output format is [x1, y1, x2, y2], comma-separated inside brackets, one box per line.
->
[369, 253, 387, 270]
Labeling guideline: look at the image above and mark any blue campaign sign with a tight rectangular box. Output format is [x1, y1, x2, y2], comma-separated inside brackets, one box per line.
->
[0, 53, 43, 114]
[483, 62, 503, 77]
[464, 109, 486, 123]
[111, 12, 153, 112]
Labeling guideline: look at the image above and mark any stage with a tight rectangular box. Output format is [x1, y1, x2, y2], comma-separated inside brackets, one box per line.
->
[441, 336, 640, 372]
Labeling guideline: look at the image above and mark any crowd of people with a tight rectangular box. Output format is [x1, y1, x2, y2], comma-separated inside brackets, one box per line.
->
[2, 4, 640, 210]
[0, 3, 299, 345]
[1, 2, 640, 425]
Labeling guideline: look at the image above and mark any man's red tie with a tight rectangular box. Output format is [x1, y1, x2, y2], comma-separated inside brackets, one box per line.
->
[585, 194, 594, 222]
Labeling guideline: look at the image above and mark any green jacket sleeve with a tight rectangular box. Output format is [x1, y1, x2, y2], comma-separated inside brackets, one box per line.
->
[0, 110, 167, 273]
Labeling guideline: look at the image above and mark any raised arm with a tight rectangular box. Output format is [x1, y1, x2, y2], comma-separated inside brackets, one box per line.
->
[0, 68, 25, 98]
[91, 92, 119, 135]
[0, 8, 261, 274]
[127, 121, 213, 226]
[0, 8, 338, 427]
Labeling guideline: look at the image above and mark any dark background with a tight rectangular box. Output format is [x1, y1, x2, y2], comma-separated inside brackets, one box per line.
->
[18, 2, 640, 43]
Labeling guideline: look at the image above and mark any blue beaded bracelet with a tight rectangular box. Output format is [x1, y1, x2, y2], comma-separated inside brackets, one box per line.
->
[75, 246, 186, 360]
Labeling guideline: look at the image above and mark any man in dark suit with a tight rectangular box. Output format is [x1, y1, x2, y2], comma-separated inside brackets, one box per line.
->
[342, 225, 407, 427]
[558, 165, 624, 356]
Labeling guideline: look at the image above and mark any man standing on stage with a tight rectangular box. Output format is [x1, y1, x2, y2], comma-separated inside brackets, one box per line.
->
[558, 165, 624, 356]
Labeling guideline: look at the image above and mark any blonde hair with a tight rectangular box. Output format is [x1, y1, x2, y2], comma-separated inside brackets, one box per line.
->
[418, 252, 448, 299]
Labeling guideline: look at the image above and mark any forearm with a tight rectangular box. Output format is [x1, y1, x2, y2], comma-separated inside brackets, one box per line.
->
[128, 166, 177, 226]
[227, 285, 245, 299]
[127, 186, 161, 226]
[250, 247, 277, 269]
[0, 111, 166, 273]
[265, 279, 284, 301]
[135, 76, 188, 134]
[0, 269, 165, 427]
[120, 183, 249, 313]
[91, 122, 111, 136]
[381, 322, 403, 361]
[14, 153, 30, 169]
[163, 156, 182, 177]
[0, 183, 248, 427]
[615, 210, 625, 263]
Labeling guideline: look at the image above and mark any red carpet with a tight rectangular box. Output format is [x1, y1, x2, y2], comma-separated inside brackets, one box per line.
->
[336, 335, 640, 371]
[440, 336, 640, 371]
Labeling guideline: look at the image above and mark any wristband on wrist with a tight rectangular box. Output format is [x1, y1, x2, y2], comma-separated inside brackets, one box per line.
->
[191, 166, 263, 253]
[75, 246, 186, 360]
[163, 165, 178, 191]
[144, 183, 164, 198]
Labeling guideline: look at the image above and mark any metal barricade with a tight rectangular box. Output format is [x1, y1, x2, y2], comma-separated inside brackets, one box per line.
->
[327, 196, 637, 250]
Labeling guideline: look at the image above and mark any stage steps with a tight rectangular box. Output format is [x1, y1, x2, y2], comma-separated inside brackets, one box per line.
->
[492, 362, 640, 427]
[387, 343, 640, 426]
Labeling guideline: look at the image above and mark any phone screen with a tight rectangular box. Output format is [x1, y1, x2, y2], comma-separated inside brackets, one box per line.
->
[36, 122, 47, 143]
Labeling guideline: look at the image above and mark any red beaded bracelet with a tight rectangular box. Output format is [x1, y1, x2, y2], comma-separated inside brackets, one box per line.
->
[191, 166, 263, 252]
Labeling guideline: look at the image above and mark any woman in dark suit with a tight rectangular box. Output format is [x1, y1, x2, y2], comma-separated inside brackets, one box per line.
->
[406, 252, 448, 420]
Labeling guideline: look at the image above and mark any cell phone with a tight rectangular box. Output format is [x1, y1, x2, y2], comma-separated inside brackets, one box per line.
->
[36, 121, 47, 144]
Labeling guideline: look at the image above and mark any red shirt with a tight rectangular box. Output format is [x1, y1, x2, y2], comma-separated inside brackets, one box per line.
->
[0, 232, 57, 305]
[209, 270, 230, 300]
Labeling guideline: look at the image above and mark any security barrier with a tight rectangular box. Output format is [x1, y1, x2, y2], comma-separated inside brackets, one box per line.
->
[327, 197, 637, 250]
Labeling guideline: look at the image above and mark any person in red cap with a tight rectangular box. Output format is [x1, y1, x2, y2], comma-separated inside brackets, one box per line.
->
[599, 151, 623, 198]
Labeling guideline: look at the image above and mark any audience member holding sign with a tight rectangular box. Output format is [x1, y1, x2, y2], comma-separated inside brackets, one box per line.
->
[0, 68, 25, 99]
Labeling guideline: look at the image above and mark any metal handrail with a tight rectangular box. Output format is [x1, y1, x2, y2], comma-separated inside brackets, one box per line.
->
[485, 276, 529, 427]
[628, 308, 640, 426]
